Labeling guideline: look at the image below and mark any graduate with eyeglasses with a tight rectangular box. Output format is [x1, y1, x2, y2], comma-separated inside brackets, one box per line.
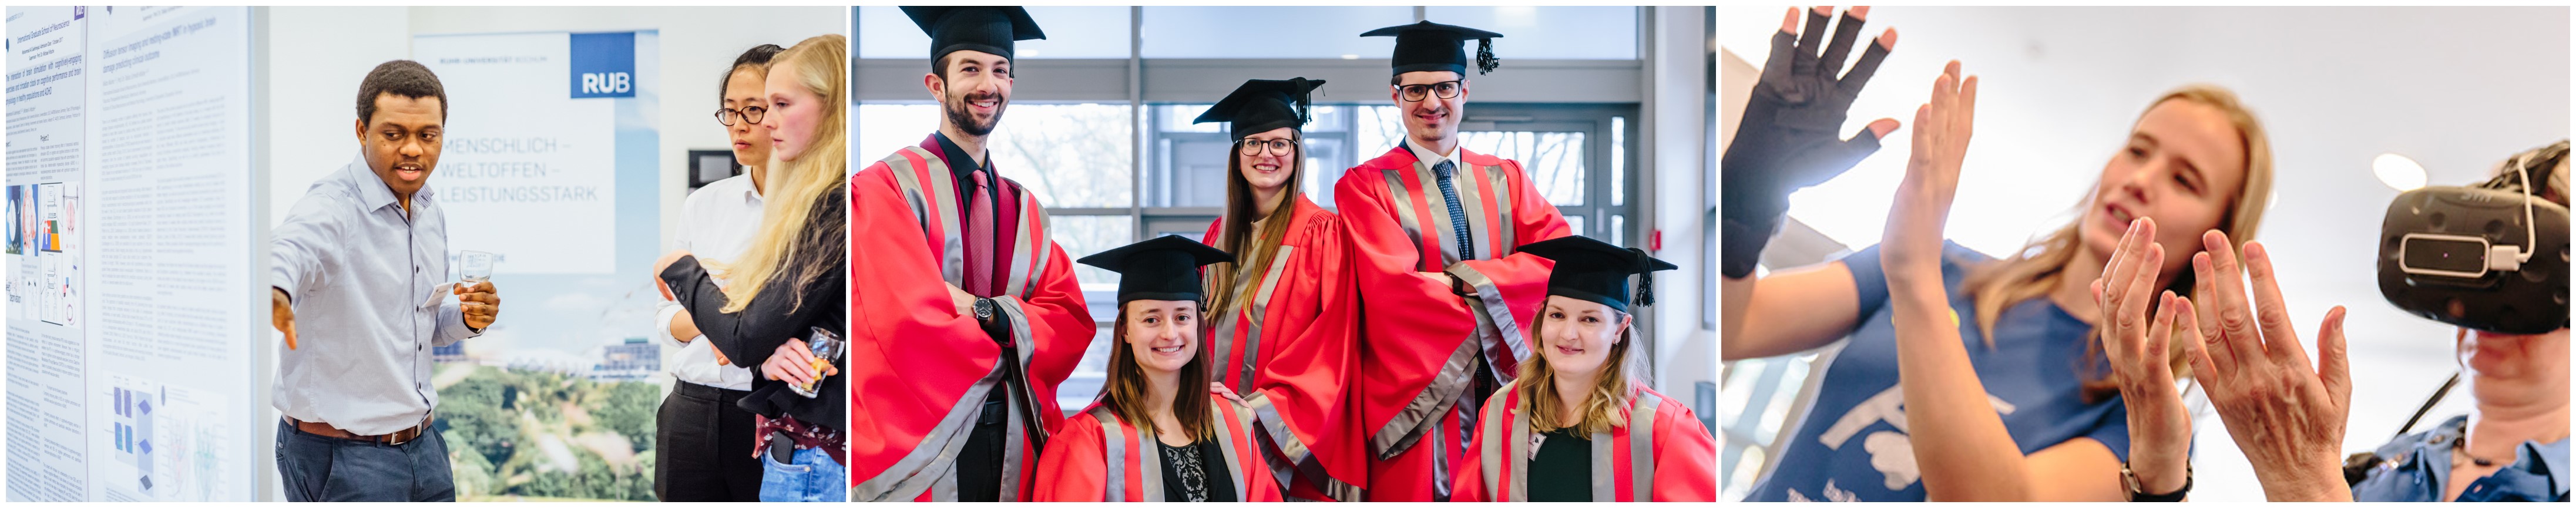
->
[1332, 20, 1574, 502]
[1187, 78, 1369, 502]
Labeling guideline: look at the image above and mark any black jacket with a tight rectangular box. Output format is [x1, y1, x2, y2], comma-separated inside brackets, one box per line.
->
[659, 179, 847, 429]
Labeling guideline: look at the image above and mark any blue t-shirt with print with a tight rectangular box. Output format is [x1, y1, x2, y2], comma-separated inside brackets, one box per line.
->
[1745, 241, 2138, 502]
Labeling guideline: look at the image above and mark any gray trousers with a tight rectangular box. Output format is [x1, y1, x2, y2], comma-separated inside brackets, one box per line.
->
[274, 418, 456, 502]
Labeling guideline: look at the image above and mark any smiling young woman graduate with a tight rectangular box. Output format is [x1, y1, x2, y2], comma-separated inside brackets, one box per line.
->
[1191, 77, 1368, 502]
[1451, 235, 1717, 502]
[1034, 236, 1283, 502]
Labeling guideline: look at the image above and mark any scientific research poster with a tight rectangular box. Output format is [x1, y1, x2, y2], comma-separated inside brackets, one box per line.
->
[5, 5, 261, 502]
[6, 5, 91, 503]
[78, 5, 259, 502]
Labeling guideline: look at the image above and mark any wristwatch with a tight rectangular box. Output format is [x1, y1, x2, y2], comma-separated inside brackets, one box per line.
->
[973, 297, 996, 322]
[2121, 461, 2192, 502]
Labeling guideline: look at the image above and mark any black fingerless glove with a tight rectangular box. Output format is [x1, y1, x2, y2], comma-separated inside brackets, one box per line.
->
[1721, 8, 1893, 278]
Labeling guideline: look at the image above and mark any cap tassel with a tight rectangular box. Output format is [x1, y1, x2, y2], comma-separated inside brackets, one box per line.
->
[1630, 247, 1655, 307]
[1475, 38, 1499, 75]
[1291, 78, 1315, 124]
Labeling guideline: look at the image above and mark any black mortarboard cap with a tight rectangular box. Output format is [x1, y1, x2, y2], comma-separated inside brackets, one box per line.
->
[1360, 21, 1503, 76]
[902, 6, 1046, 63]
[1076, 235, 1235, 305]
[1519, 235, 1678, 314]
[1192, 78, 1327, 141]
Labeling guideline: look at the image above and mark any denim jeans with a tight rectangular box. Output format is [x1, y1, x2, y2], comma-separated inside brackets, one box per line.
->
[758, 446, 847, 502]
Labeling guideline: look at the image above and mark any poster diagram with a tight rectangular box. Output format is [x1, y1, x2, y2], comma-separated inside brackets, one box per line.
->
[101, 375, 231, 502]
[108, 383, 153, 495]
[36, 181, 76, 326]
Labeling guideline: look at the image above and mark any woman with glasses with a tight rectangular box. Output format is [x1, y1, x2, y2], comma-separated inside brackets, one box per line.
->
[650, 42, 782, 502]
[1189, 78, 1367, 501]
[655, 33, 850, 502]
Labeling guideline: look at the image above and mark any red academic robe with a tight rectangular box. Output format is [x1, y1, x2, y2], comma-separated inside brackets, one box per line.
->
[1332, 146, 1571, 501]
[1033, 396, 1284, 502]
[848, 136, 1094, 502]
[1198, 194, 1366, 502]
[1452, 381, 1719, 502]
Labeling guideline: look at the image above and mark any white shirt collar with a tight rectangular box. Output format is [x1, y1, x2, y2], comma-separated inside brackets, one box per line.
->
[738, 172, 764, 205]
[1405, 137, 1459, 170]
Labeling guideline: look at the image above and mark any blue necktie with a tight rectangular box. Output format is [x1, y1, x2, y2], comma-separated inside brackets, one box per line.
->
[1433, 160, 1476, 260]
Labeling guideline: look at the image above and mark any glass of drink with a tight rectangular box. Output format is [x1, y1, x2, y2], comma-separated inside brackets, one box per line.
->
[792, 327, 844, 398]
[459, 250, 495, 284]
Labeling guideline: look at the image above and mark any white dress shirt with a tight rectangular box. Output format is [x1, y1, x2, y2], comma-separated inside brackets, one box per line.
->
[654, 173, 763, 390]
[1405, 136, 1460, 170]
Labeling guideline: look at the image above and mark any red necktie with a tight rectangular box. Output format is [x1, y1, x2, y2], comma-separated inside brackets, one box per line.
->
[966, 170, 998, 297]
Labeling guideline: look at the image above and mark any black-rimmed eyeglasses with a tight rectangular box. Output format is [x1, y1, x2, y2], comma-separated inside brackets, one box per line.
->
[1397, 80, 1463, 102]
[714, 106, 767, 126]
[1238, 138, 1299, 156]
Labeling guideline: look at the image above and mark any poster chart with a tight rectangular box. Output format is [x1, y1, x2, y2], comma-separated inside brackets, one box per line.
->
[6, 5, 92, 502]
[5, 5, 262, 502]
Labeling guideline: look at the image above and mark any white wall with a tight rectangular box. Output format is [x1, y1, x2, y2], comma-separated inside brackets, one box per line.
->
[1647, 6, 1715, 402]
[264, 6, 409, 225]
[1718, 6, 2570, 502]
[264, 6, 844, 252]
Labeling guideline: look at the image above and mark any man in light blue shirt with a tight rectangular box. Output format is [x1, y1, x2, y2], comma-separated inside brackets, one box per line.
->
[267, 60, 502, 502]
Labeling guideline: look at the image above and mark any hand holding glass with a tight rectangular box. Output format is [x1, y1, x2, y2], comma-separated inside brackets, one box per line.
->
[791, 327, 844, 398]
[459, 250, 495, 284]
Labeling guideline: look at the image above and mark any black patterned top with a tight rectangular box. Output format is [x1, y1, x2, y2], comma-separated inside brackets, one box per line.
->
[1157, 438, 1236, 502]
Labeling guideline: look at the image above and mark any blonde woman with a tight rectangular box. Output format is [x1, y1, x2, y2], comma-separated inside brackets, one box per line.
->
[1450, 235, 1714, 502]
[2100, 142, 2568, 502]
[1722, 8, 2275, 502]
[653, 42, 782, 503]
[653, 33, 848, 502]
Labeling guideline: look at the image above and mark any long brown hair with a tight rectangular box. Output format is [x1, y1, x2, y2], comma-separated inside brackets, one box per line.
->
[1104, 302, 1217, 442]
[1205, 130, 1307, 320]
[1959, 85, 2275, 401]
[1517, 311, 1635, 436]
[714, 34, 847, 314]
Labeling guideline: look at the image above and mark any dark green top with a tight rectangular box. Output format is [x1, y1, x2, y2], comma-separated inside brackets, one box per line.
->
[1529, 428, 1593, 502]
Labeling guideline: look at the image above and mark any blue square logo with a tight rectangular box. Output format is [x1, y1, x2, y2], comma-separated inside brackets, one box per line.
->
[569, 32, 636, 99]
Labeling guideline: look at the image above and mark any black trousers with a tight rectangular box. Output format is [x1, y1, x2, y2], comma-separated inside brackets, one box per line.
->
[955, 389, 1009, 502]
[655, 381, 761, 502]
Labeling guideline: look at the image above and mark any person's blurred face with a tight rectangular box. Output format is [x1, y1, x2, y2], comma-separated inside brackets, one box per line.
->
[2079, 99, 2247, 282]
[1123, 300, 1201, 375]
[930, 51, 1012, 137]
[1537, 295, 1628, 380]
[355, 93, 444, 199]
[2458, 327, 2571, 388]
[1237, 127, 1298, 195]
[723, 69, 775, 169]
[1390, 70, 1466, 148]
[761, 63, 824, 163]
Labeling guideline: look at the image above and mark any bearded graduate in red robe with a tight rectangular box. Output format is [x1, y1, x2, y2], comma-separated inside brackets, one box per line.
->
[848, 7, 1091, 502]
[1033, 236, 1285, 502]
[1448, 236, 1718, 502]
[1337, 21, 1573, 502]
[1189, 78, 1368, 502]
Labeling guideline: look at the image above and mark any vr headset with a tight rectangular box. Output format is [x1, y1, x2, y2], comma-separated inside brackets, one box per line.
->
[2350, 142, 2571, 485]
[2376, 141, 2570, 335]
